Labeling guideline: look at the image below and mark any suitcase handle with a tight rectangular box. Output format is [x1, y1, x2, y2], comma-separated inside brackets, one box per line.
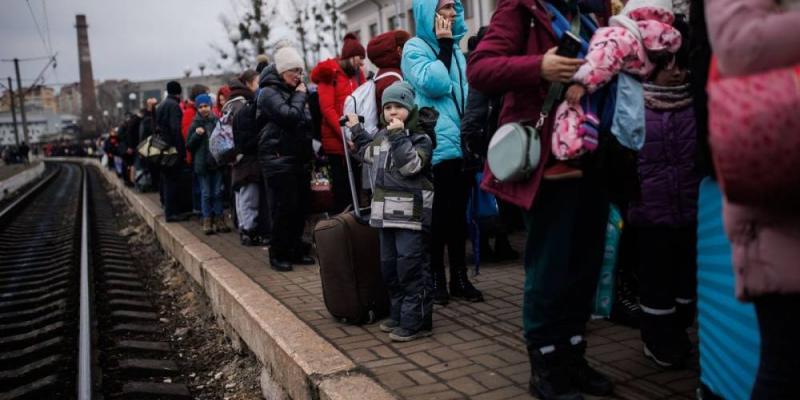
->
[342, 126, 362, 220]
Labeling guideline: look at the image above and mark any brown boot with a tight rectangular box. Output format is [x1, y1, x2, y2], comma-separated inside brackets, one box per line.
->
[215, 214, 231, 233]
[202, 218, 214, 235]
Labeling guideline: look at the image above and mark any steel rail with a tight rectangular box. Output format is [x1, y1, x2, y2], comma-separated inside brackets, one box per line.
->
[0, 164, 59, 226]
[78, 166, 92, 400]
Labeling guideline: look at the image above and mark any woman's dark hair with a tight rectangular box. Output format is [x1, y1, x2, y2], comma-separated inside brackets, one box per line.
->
[238, 69, 259, 85]
[467, 26, 489, 52]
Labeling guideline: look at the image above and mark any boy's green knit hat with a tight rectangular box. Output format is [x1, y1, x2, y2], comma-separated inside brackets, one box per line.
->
[381, 81, 416, 111]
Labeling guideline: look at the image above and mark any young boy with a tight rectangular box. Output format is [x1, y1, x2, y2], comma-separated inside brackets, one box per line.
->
[187, 94, 229, 235]
[345, 81, 437, 342]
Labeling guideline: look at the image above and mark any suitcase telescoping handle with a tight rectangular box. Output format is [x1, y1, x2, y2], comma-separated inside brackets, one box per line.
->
[341, 121, 363, 220]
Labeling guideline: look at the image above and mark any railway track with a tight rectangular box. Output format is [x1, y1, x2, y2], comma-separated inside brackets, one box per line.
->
[0, 163, 190, 399]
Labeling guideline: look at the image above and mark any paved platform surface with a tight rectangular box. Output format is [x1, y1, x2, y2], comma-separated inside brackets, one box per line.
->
[142, 193, 699, 400]
[0, 162, 39, 181]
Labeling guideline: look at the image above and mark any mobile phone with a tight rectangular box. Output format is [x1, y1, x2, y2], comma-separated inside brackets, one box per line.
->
[556, 31, 582, 58]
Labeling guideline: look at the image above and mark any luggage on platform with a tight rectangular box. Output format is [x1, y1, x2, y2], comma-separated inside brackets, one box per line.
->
[313, 125, 389, 324]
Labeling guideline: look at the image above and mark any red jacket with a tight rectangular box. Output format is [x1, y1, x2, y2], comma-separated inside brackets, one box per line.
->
[367, 31, 406, 112]
[310, 59, 365, 155]
[467, 0, 564, 210]
[181, 100, 196, 164]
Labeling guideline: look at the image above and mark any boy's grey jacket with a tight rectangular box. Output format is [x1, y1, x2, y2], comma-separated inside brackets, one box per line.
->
[351, 106, 436, 231]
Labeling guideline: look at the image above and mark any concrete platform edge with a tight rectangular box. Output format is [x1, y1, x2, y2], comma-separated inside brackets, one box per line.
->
[53, 158, 397, 400]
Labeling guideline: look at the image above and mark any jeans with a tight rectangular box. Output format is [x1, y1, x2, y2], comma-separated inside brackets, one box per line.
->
[192, 172, 202, 213]
[235, 183, 260, 231]
[199, 171, 224, 219]
[379, 228, 433, 331]
[522, 176, 608, 347]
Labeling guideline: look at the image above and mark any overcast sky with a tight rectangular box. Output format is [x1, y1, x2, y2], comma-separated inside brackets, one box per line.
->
[0, 0, 250, 91]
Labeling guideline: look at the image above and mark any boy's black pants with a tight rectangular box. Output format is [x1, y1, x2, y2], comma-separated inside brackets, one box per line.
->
[379, 228, 433, 332]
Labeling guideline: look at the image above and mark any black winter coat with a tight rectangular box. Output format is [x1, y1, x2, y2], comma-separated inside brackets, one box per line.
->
[156, 95, 185, 164]
[256, 65, 312, 178]
[460, 88, 501, 171]
[139, 109, 156, 143]
[226, 81, 261, 189]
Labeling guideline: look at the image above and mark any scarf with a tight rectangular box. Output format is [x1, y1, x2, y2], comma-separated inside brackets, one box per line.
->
[643, 83, 692, 110]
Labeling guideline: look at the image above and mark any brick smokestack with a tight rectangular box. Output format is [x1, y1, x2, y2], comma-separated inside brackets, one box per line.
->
[75, 14, 98, 135]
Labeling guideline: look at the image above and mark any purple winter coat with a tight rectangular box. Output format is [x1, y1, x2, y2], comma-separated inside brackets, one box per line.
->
[628, 106, 701, 227]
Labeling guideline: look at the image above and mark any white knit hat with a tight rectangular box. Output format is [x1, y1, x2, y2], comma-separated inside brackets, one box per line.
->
[274, 47, 305, 74]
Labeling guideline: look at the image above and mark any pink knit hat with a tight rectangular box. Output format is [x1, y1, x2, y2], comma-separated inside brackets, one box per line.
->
[437, 0, 455, 11]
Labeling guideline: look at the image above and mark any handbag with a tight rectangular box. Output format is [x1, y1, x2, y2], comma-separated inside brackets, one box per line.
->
[486, 84, 558, 182]
[707, 58, 800, 209]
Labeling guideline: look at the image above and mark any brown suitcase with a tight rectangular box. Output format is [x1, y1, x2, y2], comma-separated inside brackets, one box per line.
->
[314, 210, 389, 323]
[313, 125, 389, 324]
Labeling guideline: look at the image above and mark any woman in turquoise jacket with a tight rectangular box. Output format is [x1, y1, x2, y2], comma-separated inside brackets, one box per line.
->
[402, 0, 481, 304]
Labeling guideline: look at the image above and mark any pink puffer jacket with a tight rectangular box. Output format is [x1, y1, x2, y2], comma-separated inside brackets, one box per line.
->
[706, 0, 800, 299]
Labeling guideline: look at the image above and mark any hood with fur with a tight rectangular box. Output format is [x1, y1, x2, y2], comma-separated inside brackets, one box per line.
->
[310, 59, 343, 85]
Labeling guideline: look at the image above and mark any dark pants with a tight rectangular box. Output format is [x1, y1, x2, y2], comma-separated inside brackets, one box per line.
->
[751, 294, 800, 399]
[522, 176, 608, 347]
[379, 228, 433, 331]
[329, 154, 359, 213]
[637, 225, 697, 344]
[431, 159, 470, 275]
[267, 172, 310, 259]
[161, 166, 192, 219]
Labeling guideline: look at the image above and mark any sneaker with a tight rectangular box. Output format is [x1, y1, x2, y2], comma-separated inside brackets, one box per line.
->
[379, 319, 399, 333]
[389, 327, 432, 342]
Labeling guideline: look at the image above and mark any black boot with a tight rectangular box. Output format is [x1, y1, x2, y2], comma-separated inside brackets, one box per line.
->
[528, 345, 583, 400]
[641, 312, 688, 369]
[449, 266, 484, 302]
[268, 249, 293, 272]
[431, 268, 449, 305]
[567, 340, 613, 396]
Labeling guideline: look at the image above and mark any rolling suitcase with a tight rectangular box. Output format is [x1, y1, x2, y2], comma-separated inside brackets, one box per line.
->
[313, 127, 389, 324]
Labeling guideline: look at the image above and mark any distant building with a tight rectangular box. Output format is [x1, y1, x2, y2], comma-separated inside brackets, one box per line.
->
[0, 85, 59, 113]
[0, 111, 79, 145]
[341, 0, 498, 71]
[58, 83, 83, 116]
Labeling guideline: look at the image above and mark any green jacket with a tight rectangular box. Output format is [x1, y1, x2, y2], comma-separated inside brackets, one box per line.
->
[186, 113, 219, 175]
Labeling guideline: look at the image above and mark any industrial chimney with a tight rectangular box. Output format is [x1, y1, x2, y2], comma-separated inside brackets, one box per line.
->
[75, 14, 98, 136]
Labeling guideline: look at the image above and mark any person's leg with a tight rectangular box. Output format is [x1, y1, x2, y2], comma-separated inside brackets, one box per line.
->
[379, 229, 402, 331]
[192, 171, 202, 216]
[523, 176, 610, 398]
[267, 174, 294, 270]
[674, 225, 698, 331]
[163, 168, 180, 220]
[212, 171, 230, 232]
[289, 172, 313, 263]
[430, 161, 452, 305]
[199, 173, 214, 233]
[447, 163, 483, 302]
[236, 183, 260, 231]
[391, 229, 433, 341]
[638, 226, 685, 368]
[751, 294, 800, 399]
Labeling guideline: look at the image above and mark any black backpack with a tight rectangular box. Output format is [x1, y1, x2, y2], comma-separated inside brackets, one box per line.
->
[231, 91, 262, 154]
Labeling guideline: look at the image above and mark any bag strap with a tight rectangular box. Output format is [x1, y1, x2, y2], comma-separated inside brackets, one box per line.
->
[536, 7, 582, 129]
[374, 71, 403, 82]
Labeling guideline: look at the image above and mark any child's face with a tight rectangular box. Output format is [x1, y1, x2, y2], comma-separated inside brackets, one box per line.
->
[383, 103, 409, 123]
[198, 104, 211, 116]
[653, 64, 688, 87]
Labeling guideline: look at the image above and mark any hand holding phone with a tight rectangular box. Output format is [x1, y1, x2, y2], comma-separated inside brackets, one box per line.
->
[556, 32, 582, 58]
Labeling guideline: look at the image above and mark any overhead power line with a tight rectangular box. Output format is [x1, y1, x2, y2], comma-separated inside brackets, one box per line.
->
[26, 0, 50, 54]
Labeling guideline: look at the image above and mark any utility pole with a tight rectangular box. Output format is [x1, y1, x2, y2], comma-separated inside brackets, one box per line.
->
[13, 58, 30, 144]
[7, 77, 20, 146]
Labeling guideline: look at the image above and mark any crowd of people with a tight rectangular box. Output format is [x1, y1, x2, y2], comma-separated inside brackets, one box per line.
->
[97, 0, 799, 398]
[0, 142, 32, 165]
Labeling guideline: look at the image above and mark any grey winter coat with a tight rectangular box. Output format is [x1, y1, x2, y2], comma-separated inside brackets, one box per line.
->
[351, 106, 436, 231]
